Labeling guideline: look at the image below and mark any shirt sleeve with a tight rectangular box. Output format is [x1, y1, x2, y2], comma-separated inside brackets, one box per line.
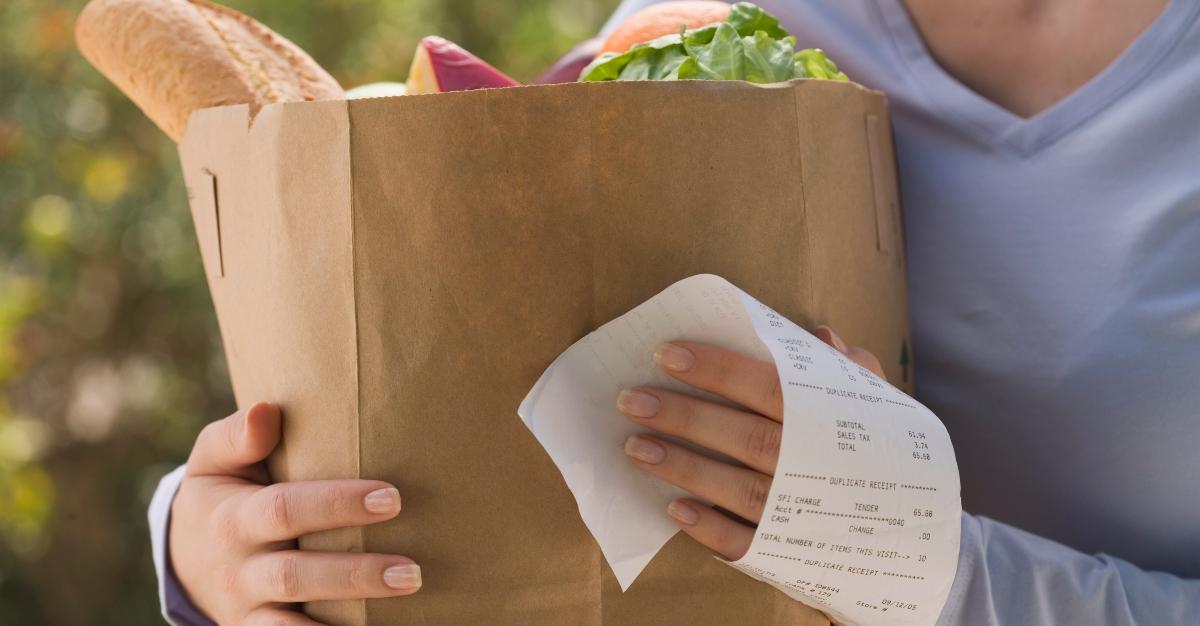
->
[936, 513, 1200, 625]
[148, 464, 218, 626]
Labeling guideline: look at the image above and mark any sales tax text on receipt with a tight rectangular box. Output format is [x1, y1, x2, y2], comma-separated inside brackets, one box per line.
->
[518, 275, 961, 625]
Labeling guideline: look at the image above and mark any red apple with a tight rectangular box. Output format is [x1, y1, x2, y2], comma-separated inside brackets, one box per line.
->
[406, 36, 519, 95]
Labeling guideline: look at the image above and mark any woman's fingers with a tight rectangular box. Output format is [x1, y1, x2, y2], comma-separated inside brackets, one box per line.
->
[244, 607, 325, 626]
[652, 329, 887, 422]
[634, 330, 888, 564]
[666, 499, 755, 561]
[624, 434, 772, 523]
[187, 402, 281, 481]
[241, 551, 422, 603]
[235, 480, 402, 544]
[653, 343, 783, 420]
[617, 388, 781, 474]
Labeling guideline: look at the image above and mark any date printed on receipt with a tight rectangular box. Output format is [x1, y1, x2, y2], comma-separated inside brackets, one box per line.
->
[518, 274, 961, 626]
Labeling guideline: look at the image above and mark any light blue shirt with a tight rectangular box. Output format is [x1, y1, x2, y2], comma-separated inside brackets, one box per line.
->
[610, 1, 1200, 623]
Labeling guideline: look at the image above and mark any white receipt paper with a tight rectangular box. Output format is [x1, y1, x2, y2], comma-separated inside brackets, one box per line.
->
[518, 275, 961, 625]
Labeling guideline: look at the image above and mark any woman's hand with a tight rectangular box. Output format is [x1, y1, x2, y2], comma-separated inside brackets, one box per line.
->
[617, 326, 885, 560]
[170, 403, 421, 626]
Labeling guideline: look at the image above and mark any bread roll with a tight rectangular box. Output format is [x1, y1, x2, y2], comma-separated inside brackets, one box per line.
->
[76, 0, 344, 142]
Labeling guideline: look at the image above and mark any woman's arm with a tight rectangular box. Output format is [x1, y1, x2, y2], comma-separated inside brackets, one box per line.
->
[149, 465, 215, 626]
[619, 330, 1200, 625]
[941, 514, 1200, 625]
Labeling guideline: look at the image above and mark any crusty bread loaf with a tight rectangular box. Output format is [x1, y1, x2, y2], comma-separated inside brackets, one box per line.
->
[76, 0, 344, 142]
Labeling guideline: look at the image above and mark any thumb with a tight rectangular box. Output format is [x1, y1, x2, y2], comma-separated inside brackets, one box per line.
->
[814, 326, 887, 381]
[185, 402, 282, 480]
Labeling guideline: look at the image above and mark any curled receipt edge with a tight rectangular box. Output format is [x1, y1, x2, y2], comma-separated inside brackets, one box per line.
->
[518, 274, 961, 625]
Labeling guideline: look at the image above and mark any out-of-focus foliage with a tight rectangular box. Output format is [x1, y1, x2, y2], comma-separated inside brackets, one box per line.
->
[0, 0, 615, 623]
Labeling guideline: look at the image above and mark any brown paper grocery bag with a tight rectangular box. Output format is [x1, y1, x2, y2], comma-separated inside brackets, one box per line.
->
[179, 78, 909, 625]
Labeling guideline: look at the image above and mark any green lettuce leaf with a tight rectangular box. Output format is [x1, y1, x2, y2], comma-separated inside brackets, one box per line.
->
[725, 1, 789, 39]
[679, 22, 745, 80]
[743, 31, 801, 83]
[583, 32, 690, 81]
[794, 48, 849, 81]
[579, 2, 849, 84]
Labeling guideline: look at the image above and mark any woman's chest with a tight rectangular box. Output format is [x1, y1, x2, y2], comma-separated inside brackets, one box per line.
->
[900, 0, 1169, 117]
[895, 91, 1200, 571]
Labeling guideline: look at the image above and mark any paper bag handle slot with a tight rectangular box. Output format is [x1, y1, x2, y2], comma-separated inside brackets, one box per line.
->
[865, 114, 901, 261]
[193, 168, 225, 279]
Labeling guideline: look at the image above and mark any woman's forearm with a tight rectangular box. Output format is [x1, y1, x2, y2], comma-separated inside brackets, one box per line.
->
[938, 514, 1200, 625]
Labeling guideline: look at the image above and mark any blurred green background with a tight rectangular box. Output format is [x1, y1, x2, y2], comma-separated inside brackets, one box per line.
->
[0, 0, 616, 622]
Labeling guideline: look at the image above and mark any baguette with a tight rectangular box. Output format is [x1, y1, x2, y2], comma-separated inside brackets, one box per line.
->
[76, 0, 344, 142]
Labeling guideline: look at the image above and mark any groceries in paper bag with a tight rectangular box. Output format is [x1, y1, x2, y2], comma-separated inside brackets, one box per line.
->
[74, 2, 923, 625]
[75, 0, 849, 142]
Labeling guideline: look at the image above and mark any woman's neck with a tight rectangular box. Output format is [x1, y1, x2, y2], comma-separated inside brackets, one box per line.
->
[901, 0, 1168, 117]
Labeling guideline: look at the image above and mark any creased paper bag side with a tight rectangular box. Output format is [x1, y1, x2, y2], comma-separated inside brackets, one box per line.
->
[179, 100, 365, 626]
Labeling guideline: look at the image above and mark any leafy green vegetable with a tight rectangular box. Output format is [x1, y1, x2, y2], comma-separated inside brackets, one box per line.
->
[679, 22, 745, 80]
[580, 2, 848, 84]
[742, 30, 800, 82]
[725, 1, 789, 39]
[794, 48, 848, 81]
[591, 34, 692, 81]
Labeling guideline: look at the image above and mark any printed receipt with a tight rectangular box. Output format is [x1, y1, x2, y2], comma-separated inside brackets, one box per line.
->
[518, 275, 961, 625]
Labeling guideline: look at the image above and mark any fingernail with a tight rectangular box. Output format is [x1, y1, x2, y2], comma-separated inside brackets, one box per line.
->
[625, 436, 666, 464]
[654, 343, 695, 372]
[667, 500, 699, 526]
[384, 563, 422, 590]
[617, 389, 660, 418]
[237, 412, 250, 445]
[364, 488, 401, 514]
